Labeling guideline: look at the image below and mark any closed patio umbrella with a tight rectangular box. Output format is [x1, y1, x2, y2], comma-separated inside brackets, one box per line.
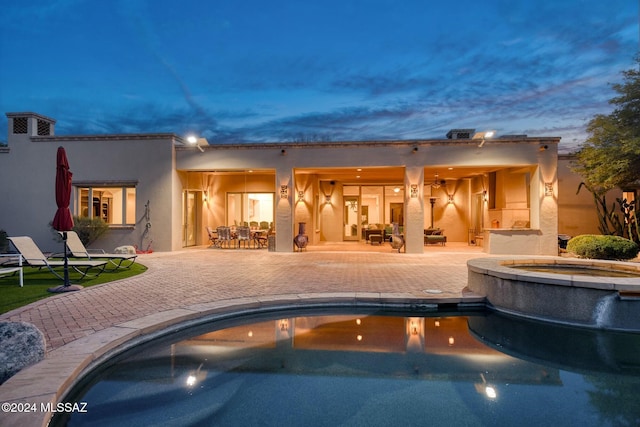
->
[50, 146, 81, 292]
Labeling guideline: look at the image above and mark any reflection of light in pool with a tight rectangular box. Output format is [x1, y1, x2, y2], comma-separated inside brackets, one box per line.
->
[53, 309, 640, 427]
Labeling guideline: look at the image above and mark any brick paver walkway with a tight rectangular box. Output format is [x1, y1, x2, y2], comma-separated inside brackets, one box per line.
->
[1, 244, 487, 353]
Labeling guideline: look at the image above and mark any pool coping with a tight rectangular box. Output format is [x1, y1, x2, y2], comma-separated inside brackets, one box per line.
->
[0, 292, 484, 427]
[468, 256, 640, 291]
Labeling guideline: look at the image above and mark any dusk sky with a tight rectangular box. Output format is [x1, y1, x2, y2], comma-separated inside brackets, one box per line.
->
[0, 1, 637, 153]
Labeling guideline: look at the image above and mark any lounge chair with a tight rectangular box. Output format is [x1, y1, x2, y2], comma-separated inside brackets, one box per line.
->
[63, 231, 137, 270]
[0, 254, 24, 287]
[6, 236, 107, 280]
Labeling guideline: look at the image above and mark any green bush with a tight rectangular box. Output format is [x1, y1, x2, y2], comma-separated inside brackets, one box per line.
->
[567, 234, 639, 260]
[0, 229, 8, 253]
[72, 216, 109, 246]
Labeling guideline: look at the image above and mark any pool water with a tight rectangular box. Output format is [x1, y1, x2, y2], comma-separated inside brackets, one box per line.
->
[514, 264, 640, 278]
[54, 309, 640, 427]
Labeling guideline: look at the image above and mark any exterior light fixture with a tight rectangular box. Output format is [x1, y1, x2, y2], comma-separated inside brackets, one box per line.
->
[448, 194, 454, 204]
[410, 184, 418, 198]
[545, 182, 553, 197]
[281, 149, 287, 155]
[325, 195, 331, 204]
[280, 185, 288, 199]
[186, 135, 204, 152]
[431, 173, 445, 189]
[412, 147, 418, 154]
[393, 187, 400, 193]
[473, 130, 496, 148]
[409, 319, 420, 335]
[297, 190, 304, 203]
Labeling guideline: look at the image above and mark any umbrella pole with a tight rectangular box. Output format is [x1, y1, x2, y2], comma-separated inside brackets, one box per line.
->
[63, 231, 70, 287]
[48, 231, 82, 293]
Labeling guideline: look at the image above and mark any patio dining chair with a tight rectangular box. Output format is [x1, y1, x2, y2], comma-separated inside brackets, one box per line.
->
[216, 226, 234, 248]
[6, 236, 107, 280]
[254, 228, 271, 248]
[236, 225, 252, 249]
[206, 226, 218, 247]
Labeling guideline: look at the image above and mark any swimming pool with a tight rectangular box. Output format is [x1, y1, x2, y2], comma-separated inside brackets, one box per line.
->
[53, 308, 640, 426]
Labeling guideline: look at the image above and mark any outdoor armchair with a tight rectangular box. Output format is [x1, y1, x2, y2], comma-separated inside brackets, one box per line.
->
[6, 236, 107, 280]
[0, 254, 24, 287]
[63, 231, 137, 270]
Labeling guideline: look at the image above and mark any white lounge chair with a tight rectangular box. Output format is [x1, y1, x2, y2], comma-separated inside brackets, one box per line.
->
[6, 236, 107, 280]
[0, 254, 24, 287]
[62, 231, 137, 270]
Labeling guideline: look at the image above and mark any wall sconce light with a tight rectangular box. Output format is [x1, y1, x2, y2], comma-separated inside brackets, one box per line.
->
[545, 182, 553, 197]
[448, 194, 454, 204]
[279, 319, 289, 331]
[412, 147, 418, 154]
[280, 185, 288, 199]
[410, 184, 418, 198]
[325, 195, 331, 204]
[297, 190, 304, 203]
[281, 149, 287, 155]
[409, 319, 420, 335]
[540, 144, 549, 151]
[483, 190, 488, 202]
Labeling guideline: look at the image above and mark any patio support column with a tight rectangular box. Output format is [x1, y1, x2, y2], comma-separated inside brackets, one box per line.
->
[534, 144, 558, 255]
[275, 167, 294, 252]
[404, 166, 424, 254]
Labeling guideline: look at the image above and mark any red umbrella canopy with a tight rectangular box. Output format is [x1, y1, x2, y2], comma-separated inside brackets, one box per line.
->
[52, 146, 74, 231]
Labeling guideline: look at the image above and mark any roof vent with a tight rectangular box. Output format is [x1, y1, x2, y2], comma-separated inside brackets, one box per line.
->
[446, 129, 475, 139]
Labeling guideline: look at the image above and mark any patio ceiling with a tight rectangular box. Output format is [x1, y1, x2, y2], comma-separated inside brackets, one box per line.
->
[197, 165, 523, 184]
[296, 166, 504, 184]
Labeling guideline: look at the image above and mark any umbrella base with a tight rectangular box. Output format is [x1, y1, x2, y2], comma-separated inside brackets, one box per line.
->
[48, 284, 83, 293]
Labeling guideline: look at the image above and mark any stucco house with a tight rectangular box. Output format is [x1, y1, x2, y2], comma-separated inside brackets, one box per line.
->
[0, 111, 609, 254]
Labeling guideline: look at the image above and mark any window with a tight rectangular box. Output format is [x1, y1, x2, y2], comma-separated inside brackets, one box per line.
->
[76, 184, 136, 226]
[227, 192, 274, 227]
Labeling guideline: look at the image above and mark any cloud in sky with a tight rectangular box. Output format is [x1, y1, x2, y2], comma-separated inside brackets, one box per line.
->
[0, 0, 637, 152]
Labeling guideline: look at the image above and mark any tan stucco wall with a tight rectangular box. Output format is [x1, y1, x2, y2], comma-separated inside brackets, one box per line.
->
[2, 112, 568, 255]
[557, 155, 622, 237]
[1, 116, 178, 252]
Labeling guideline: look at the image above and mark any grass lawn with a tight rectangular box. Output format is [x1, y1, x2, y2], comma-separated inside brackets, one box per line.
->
[0, 263, 147, 315]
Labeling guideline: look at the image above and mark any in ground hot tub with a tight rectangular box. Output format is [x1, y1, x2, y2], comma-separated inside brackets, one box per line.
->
[467, 257, 640, 331]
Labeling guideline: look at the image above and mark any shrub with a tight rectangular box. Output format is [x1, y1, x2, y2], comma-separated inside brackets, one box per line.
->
[567, 234, 639, 260]
[72, 217, 109, 246]
[0, 229, 7, 252]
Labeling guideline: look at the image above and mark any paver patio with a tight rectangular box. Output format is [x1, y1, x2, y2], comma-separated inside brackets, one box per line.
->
[2, 244, 486, 352]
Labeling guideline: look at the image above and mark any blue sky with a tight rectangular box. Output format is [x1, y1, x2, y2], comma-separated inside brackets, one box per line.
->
[0, 0, 637, 152]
